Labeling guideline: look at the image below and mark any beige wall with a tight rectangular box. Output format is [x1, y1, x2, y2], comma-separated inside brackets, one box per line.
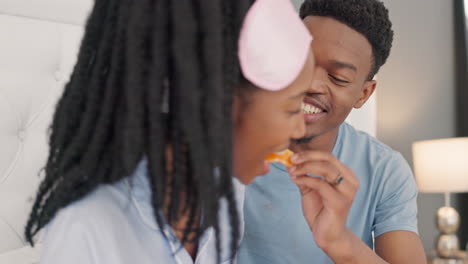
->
[378, 0, 455, 252]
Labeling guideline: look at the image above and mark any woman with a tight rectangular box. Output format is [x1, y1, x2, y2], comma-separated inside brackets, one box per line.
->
[25, 0, 314, 263]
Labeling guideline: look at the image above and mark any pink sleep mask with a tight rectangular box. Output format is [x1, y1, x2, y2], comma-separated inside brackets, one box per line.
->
[238, 0, 313, 91]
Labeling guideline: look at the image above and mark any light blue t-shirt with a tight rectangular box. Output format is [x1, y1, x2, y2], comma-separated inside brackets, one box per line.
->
[237, 122, 419, 264]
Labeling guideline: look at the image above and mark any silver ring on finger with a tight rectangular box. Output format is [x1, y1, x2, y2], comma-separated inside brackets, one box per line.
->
[334, 174, 344, 185]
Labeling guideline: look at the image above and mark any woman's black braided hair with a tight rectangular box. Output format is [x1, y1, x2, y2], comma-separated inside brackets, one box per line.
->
[25, 0, 254, 262]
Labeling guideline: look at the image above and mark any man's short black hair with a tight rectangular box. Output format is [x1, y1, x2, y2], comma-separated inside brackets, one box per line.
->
[300, 0, 393, 80]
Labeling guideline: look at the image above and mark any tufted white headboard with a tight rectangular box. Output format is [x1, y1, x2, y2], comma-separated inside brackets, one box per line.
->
[0, 0, 93, 263]
[0, 1, 377, 263]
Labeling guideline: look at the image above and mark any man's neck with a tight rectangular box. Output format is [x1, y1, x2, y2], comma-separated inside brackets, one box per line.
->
[291, 126, 340, 153]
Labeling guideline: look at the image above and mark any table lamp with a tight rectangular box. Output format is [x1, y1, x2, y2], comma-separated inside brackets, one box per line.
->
[413, 138, 468, 263]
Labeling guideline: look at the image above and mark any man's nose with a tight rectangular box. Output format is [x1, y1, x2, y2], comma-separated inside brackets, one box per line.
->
[308, 67, 328, 94]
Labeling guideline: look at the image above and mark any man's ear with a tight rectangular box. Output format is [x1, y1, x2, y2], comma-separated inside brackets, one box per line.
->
[354, 80, 376, 109]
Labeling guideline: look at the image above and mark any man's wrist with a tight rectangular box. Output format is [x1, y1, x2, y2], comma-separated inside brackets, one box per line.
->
[320, 228, 356, 264]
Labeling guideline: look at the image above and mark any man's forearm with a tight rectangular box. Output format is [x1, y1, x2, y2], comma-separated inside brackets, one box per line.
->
[321, 228, 389, 264]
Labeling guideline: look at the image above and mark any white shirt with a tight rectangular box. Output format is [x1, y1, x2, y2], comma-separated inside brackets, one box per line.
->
[40, 160, 245, 264]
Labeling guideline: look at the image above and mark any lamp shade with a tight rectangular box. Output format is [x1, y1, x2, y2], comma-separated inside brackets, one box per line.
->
[412, 137, 468, 193]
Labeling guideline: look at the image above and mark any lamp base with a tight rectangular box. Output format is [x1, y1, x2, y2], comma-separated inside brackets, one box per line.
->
[436, 206, 461, 258]
[437, 234, 460, 258]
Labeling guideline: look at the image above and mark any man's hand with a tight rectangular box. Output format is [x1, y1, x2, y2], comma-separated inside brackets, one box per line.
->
[288, 150, 359, 252]
[287, 150, 425, 264]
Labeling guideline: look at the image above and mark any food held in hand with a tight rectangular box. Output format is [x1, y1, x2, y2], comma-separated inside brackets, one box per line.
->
[265, 149, 294, 168]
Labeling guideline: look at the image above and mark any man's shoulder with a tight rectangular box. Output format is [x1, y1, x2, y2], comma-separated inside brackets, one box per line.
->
[339, 122, 404, 163]
[338, 123, 412, 183]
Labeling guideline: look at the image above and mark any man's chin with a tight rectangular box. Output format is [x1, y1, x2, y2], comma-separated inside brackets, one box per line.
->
[291, 136, 314, 145]
[292, 127, 325, 145]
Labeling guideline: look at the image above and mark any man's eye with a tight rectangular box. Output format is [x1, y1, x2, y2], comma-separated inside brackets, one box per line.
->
[328, 74, 349, 84]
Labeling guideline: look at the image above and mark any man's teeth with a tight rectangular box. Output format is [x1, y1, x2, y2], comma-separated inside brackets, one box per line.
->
[301, 103, 324, 114]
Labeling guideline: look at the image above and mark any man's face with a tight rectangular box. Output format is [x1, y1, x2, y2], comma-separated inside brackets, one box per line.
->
[301, 16, 376, 139]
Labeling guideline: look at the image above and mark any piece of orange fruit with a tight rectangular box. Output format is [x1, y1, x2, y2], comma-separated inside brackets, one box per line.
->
[265, 149, 294, 168]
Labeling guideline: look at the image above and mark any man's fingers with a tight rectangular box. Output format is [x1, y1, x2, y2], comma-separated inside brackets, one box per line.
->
[289, 163, 357, 199]
[290, 151, 359, 188]
[292, 176, 350, 211]
[289, 161, 338, 182]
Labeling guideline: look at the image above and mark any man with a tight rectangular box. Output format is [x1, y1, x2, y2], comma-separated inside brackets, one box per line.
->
[237, 0, 427, 263]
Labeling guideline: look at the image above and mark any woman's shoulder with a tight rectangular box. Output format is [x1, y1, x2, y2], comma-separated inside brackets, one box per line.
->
[40, 178, 163, 264]
[72, 179, 131, 214]
[40, 179, 137, 261]
[45, 179, 133, 235]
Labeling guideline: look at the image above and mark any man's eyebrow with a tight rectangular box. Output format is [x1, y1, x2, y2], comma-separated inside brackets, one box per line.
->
[330, 59, 357, 72]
